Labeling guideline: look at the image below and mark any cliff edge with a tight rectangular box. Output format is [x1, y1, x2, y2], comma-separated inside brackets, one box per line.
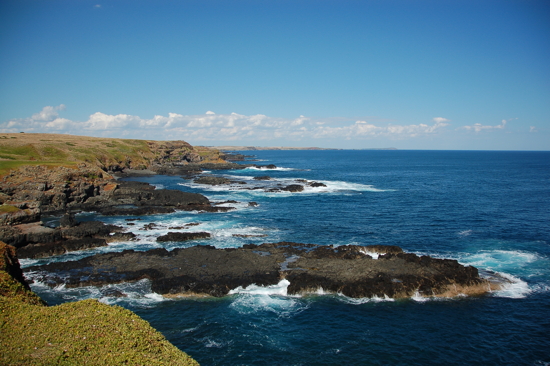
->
[0, 241, 199, 366]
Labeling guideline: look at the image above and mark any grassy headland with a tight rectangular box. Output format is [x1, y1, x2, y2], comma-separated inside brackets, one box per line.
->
[0, 133, 223, 177]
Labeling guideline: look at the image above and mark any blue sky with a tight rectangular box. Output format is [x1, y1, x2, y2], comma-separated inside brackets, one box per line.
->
[1, 0, 548, 150]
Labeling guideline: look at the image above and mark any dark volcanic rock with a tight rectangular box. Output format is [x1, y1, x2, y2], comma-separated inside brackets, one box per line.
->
[62, 221, 123, 239]
[106, 232, 137, 243]
[28, 246, 282, 297]
[221, 153, 254, 161]
[17, 238, 108, 259]
[363, 245, 403, 255]
[1, 223, 62, 248]
[194, 176, 232, 185]
[12, 220, 131, 258]
[26, 242, 495, 299]
[59, 213, 78, 228]
[99, 206, 176, 216]
[157, 232, 211, 242]
[281, 184, 304, 192]
[79, 181, 212, 214]
[254, 164, 277, 169]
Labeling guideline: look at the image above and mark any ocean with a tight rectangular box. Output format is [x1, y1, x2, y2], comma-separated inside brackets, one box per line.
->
[22, 150, 550, 365]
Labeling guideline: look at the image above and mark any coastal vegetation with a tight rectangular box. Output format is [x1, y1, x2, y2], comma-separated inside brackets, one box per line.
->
[0, 242, 199, 365]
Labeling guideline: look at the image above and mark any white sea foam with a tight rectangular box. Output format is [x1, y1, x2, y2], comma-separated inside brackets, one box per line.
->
[199, 337, 231, 348]
[103, 213, 276, 250]
[228, 280, 309, 316]
[337, 293, 395, 304]
[458, 229, 473, 236]
[29, 278, 167, 307]
[229, 279, 290, 296]
[420, 248, 546, 299]
[489, 272, 532, 299]
[358, 248, 380, 259]
[179, 175, 388, 196]
[241, 166, 299, 172]
[461, 249, 539, 270]
[411, 290, 429, 302]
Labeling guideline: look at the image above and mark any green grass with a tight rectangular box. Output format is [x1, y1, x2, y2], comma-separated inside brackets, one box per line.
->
[0, 144, 41, 160]
[0, 298, 200, 366]
[40, 145, 68, 160]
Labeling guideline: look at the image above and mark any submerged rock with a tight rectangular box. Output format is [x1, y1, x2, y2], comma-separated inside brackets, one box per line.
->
[194, 176, 232, 185]
[157, 232, 211, 242]
[281, 184, 304, 192]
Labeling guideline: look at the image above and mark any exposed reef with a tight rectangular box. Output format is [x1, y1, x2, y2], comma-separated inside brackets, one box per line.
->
[27, 242, 501, 299]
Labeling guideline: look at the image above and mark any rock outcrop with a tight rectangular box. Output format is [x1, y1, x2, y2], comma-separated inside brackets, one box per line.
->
[26, 242, 501, 299]
[0, 168, 232, 258]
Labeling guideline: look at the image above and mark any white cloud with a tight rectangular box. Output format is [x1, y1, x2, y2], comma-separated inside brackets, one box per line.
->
[1, 105, 454, 144]
[530, 126, 537, 133]
[87, 112, 139, 130]
[312, 118, 448, 139]
[31, 104, 66, 121]
[44, 118, 73, 130]
[432, 117, 450, 124]
[461, 119, 508, 133]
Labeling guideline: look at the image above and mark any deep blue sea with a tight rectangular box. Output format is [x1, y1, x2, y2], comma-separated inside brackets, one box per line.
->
[23, 150, 550, 366]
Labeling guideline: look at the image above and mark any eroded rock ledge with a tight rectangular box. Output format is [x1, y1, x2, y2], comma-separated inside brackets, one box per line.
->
[26, 242, 502, 299]
[0, 175, 232, 258]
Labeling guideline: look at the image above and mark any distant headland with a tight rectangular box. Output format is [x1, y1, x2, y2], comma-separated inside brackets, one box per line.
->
[212, 145, 397, 151]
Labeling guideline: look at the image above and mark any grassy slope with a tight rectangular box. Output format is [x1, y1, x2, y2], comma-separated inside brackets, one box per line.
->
[0, 242, 199, 365]
[0, 298, 199, 366]
[0, 133, 221, 176]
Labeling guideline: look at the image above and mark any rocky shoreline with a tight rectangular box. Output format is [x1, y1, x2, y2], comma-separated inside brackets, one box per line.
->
[0, 136, 505, 300]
